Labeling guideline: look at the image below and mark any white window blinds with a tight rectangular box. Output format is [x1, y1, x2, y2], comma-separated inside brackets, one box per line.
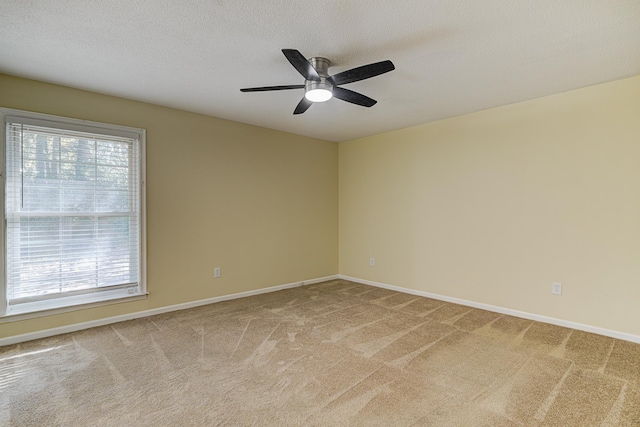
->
[4, 116, 144, 308]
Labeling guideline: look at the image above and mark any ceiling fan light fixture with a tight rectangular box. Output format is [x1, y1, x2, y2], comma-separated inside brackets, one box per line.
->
[304, 80, 333, 102]
[305, 88, 332, 102]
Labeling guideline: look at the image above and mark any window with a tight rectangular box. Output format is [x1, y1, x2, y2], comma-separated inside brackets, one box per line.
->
[0, 109, 146, 318]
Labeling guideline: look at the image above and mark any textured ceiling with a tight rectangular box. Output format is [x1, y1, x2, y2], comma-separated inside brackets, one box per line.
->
[1, 1, 639, 142]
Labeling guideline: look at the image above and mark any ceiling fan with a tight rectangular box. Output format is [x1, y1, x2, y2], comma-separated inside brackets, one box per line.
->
[240, 49, 395, 115]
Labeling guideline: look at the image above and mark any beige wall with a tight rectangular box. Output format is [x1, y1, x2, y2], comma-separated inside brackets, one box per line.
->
[2, 72, 639, 341]
[340, 75, 640, 336]
[0, 74, 338, 339]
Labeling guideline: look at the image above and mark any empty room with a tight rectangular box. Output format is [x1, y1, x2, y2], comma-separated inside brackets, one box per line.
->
[1, 1, 640, 426]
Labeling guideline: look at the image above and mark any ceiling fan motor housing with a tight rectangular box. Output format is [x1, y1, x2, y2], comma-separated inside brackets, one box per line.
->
[305, 57, 333, 101]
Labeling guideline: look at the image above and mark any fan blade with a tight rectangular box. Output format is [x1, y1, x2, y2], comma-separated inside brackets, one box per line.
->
[293, 97, 312, 115]
[329, 60, 394, 86]
[240, 85, 304, 92]
[282, 49, 320, 81]
[332, 86, 377, 107]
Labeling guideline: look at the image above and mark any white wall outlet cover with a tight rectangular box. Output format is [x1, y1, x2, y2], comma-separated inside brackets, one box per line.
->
[370, 258, 375, 266]
[214, 267, 221, 278]
[552, 282, 562, 295]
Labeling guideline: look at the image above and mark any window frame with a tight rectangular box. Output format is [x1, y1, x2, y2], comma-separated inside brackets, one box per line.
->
[0, 108, 147, 321]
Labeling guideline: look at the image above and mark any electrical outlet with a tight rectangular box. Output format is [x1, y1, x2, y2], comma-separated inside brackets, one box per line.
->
[552, 282, 562, 295]
[370, 258, 375, 266]
[214, 267, 221, 278]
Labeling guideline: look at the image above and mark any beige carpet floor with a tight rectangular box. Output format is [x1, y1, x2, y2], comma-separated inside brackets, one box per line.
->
[1, 279, 640, 426]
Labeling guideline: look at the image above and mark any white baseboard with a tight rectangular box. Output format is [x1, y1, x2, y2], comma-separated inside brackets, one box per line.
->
[0, 274, 338, 346]
[6, 273, 638, 346]
[339, 275, 640, 345]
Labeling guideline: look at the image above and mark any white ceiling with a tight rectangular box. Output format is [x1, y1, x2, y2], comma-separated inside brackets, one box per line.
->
[1, 1, 639, 142]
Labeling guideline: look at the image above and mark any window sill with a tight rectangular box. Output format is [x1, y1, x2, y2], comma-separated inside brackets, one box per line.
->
[0, 289, 148, 323]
